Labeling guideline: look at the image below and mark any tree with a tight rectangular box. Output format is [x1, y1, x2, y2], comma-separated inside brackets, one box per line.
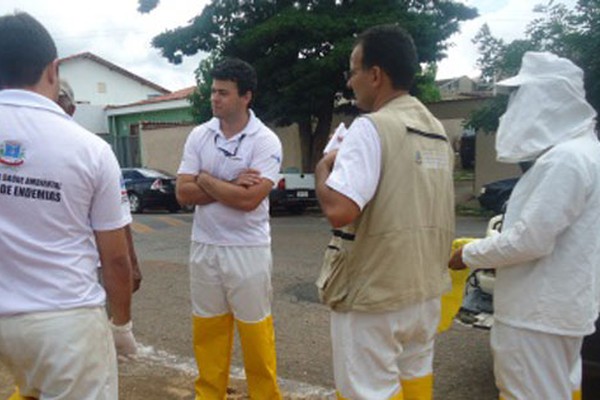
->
[412, 63, 442, 103]
[141, 0, 477, 170]
[188, 56, 215, 124]
[467, 0, 600, 132]
[527, 0, 600, 113]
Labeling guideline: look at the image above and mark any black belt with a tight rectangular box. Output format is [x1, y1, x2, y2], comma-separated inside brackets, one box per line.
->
[332, 229, 355, 241]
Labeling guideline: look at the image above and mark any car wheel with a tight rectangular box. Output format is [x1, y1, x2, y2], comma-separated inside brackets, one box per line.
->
[128, 192, 142, 214]
[168, 203, 181, 213]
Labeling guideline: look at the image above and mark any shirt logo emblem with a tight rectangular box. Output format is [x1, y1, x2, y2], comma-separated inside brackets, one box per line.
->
[415, 150, 422, 165]
[0, 140, 25, 166]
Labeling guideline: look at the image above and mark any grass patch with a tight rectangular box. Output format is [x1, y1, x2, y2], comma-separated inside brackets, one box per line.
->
[454, 169, 474, 181]
[456, 202, 495, 218]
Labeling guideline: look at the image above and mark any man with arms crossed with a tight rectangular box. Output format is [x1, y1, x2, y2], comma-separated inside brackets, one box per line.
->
[0, 12, 136, 400]
[316, 25, 454, 400]
[176, 58, 283, 399]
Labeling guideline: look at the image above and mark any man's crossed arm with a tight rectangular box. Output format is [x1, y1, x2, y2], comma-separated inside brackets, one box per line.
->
[176, 168, 272, 212]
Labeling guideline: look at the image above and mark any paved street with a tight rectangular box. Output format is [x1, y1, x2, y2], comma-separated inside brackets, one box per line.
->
[1, 211, 497, 399]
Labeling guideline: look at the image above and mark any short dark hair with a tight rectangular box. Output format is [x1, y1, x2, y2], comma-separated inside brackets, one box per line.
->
[211, 58, 257, 98]
[355, 24, 419, 90]
[0, 12, 57, 89]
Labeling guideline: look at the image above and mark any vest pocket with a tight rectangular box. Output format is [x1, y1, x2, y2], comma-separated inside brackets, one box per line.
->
[316, 235, 350, 308]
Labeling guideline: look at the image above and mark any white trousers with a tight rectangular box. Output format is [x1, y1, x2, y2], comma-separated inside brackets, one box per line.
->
[0, 307, 118, 400]
[491, 321, 583, 400]
[189, 242, 273, 322]
[331, 298, 441, 400]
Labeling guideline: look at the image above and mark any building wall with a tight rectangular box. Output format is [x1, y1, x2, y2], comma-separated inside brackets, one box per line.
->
[270, 113, 357, 172]
[438, 76, 476, 99]
[72, 104, 108, 133]
[439, 118, 465, 151]
[475, 131, 521, 194]
[140, 122, 308, 174]
[140, 125, 194, 175]
[271, 124, 303, 171]
[111, 108, 194, 136]
[108, 107, 194, 168]
[132, 100, 521, 196]
[59, 59, 165, 106]
[426, 97, 492, 120]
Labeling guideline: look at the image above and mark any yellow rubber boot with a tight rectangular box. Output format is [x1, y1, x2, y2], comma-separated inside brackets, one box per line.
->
[401, 374, 433, 400]
[236, 315, 282, 399]
[7, 387, 26, 400]
[192, 314, 234, 400]
[336, 389, 404, 399]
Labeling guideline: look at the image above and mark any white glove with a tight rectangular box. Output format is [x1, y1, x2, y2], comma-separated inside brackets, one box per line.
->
[110, 320, 137, 358]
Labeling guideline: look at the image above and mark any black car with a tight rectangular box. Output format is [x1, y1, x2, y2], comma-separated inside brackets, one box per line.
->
[583, 317, 600, 399]
[121, 168, 181, 213]
[478, 177, 519, 214]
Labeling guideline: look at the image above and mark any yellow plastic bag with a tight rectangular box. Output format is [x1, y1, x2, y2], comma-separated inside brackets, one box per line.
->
[437, 238, 477, 332]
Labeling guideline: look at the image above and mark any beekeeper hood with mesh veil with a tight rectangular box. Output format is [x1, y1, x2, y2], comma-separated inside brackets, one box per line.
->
[495, 51, 597, 163]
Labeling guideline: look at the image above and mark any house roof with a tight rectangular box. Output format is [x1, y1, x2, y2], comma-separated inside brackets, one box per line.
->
[59, 52, 170, 94]
[106, 86, 196, 109]
[436, 75, 473, 88]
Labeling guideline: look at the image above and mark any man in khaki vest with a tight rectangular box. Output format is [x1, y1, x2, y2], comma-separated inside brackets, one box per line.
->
[316, 24, 455, 400]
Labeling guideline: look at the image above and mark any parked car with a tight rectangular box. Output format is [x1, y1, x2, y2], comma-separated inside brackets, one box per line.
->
[121, 168, 181, 213]
[478, 177, 519, 214]
[269, 168, 317, 214]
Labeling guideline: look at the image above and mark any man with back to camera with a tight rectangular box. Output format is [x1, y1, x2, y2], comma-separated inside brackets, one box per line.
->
[176, 58, 283, 399]
[315, 25, 455, 400]
[0, 12, 136, 400]
[449, 51, 600, 400]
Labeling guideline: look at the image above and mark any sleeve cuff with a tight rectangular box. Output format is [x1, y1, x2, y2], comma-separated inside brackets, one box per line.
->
[326, 176, 366, 210]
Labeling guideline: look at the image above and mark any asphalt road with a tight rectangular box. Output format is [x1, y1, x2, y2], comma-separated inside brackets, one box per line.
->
[0, 211, 497, 399]
[129, 210, 497, 399]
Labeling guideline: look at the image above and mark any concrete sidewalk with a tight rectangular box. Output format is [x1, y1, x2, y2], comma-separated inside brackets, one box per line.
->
[0, 354, 334, 400]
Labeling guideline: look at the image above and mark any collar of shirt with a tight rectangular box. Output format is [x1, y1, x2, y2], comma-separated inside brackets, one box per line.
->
[0, 89, 69, 119]
[206, 109, 262, 141]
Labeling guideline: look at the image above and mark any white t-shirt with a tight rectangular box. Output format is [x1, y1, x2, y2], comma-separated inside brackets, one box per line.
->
[0, 90, 131, 316]
[178, 110, 282, 245]
[326, 117, 382, 210]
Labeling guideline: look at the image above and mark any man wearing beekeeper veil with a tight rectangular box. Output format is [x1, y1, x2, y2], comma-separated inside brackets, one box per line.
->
[449, 51, 600, 399]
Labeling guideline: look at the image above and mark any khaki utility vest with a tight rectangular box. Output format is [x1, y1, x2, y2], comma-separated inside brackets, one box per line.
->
[317, 95, 455, 312]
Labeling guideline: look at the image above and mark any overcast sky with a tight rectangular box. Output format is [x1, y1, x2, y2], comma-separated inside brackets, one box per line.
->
[1, 0, 578, 91]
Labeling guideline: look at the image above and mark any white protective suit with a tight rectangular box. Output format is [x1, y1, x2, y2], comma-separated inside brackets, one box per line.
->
[462, 52, 600, 400]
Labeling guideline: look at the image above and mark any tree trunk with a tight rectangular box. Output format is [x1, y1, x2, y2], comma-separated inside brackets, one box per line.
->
[298, 117, 313, 173]
[297, 101, 335, 173]
[309, 102, 334, 172]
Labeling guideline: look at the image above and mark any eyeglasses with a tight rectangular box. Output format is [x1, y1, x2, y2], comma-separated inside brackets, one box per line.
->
[214, 133, 246, 158]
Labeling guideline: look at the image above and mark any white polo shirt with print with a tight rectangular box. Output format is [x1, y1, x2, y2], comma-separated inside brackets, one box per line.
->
[178, 110, 282, 246]
[0, 90, 131, 316]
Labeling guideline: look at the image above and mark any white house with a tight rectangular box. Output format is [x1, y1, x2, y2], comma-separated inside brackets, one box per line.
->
[58, 52, 171, 135]
[58, 52, 169, 106]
